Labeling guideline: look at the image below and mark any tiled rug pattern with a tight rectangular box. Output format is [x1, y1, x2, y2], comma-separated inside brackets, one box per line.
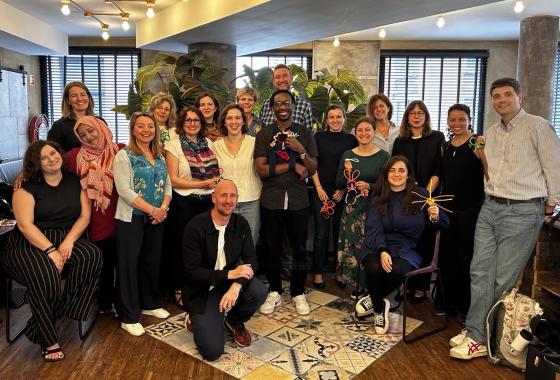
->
[145, 288, 422, 379]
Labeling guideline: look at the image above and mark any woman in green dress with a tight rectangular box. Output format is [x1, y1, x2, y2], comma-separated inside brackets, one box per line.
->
[335, 117, 389, 292]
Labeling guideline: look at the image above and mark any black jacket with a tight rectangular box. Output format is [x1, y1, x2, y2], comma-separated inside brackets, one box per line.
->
[181, 210, 258, 315]
[392, 131, 445, 188]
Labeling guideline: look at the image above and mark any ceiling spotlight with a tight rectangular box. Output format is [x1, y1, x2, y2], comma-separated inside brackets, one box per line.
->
[60, 0, 71, 16]
[121, 13, 130, 31]
[101, 24, 110, 40]
[437, 14, 446, 28]
[378, 27, 386, 39]
[146, 0, 155, 18]
[333, 37, 340, 47]
[514, 1, 525, 13]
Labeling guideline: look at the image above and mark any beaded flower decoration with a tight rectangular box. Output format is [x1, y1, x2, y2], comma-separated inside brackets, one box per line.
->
[343, 158, 369, 212]
[270, 131, 300, 162]
[411, 178, 454, 213]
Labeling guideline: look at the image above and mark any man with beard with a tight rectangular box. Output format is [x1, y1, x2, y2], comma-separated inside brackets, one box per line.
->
[259, 64, 313, 129]
[254, 89, 318, 316]
[181, 179, 267, 361]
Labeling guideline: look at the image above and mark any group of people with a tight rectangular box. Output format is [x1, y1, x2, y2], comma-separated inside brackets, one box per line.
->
[1, 64, 559, 365]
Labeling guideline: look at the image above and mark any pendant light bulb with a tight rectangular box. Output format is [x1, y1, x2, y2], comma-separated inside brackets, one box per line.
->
[146, 1, 155, 18]
[378, 27, 386, 39]
[122, 14, 130, 31]
[333, 37, 340, 47]
[514, 1, 525, 13]
[437, 15, 446, 29]
[101, 24, 110, 40]
[61, 0, 71, 16]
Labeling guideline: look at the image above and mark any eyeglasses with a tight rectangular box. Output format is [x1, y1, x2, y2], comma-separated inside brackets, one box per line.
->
[273, 101, 292, 108]
[410, 111, 425, 117]
[184, 118, 201, 124]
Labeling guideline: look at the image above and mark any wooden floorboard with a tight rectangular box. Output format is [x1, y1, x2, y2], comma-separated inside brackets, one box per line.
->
[0, 275, 523, 380]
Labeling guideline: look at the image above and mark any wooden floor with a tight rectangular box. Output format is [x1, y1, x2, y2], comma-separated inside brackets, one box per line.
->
[0, 276, 522, 380]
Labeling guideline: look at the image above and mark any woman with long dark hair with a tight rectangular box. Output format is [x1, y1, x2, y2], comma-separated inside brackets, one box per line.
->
[435, 104, 486, 317]
[356, 156, 448, 334]
[195, 92, 222, 141]
[1, 140, 102, 361]
[392, 100, 445, 302]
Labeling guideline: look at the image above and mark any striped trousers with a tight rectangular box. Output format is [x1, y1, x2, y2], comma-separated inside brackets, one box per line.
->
[0, 229, 102, 347]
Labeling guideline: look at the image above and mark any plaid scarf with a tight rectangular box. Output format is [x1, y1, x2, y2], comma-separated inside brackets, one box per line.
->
[179, 134, 219, 180]
[74, 116, 119, 212]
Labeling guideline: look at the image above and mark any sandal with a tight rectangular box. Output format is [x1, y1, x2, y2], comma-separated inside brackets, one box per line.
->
[174, 290, 183, 308]
[41, 346, 65, 362]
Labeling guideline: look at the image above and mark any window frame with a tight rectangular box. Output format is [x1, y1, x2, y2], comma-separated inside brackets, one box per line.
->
[40, 47, 141, 144]
[379, 50, 488, 134]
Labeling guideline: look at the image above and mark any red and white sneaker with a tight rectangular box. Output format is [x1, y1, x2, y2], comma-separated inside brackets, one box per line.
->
[450, 337, 487, 360]
[449, 328, 467, 348]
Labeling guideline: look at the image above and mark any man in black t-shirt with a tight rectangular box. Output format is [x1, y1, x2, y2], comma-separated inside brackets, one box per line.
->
[254, 89, 318, 316]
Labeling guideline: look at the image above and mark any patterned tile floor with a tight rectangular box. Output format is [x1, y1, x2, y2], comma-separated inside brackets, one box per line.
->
[145, 288, 422, 379]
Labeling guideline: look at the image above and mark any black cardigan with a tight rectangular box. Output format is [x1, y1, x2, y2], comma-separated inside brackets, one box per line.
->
[181, 210, 257, 315]
[392, 131, 445, 188]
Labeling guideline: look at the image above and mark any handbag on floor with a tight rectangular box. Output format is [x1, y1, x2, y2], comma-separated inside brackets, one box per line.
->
[486, 288, 544, 372]
[525, 344, 560, 379]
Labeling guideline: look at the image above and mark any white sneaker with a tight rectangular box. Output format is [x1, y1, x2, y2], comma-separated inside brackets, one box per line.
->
[292, 294, 310, 315]
[355, 295, 375, 318]
[259, 291, 281, 314]
[450, 337, 487, 360]
[141, 308, 170, 319]
[373, 298, 390, 334]
[121, 322, 145, 336]
[449, 328, 467, 348]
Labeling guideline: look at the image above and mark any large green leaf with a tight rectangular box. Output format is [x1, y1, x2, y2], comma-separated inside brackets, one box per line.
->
[153, 53, 177, 65]
[127, 84, 142, 118]
[308, 86, 329, 126]
[345, 104, 367, 132]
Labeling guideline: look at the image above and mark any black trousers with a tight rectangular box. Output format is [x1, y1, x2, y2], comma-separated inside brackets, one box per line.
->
[1, 229, 102, 347]
[260, 207, 310, 296]
[93, 236, 117, 310]
[190, 279, 267, 361]
[311, 190, 344, 274]
[435, 210, 479, 314]
[116, 216, 164, 323]
[363, 254, 412, 312]
[161, 192, 213, 293]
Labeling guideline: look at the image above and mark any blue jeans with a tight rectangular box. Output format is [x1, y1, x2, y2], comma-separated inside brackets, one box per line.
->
[235, 200, 260, 247]
[466, 197, 544, 343]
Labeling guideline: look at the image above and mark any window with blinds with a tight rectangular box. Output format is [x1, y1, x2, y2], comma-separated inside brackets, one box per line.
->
[41, 49, 140, 144]
[380, 51, 488, 134]
[236, 51, 312, 88]
[553, 45, 560, 135]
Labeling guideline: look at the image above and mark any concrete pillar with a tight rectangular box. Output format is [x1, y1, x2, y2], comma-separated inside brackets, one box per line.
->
[312, 40, 380, 98]
[517, 15, 559, 120]
[188, 42, 236, 85]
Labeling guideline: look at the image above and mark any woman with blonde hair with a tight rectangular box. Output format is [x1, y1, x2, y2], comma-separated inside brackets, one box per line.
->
[148, 92, 178, 145]
[114, 111, 172, 336]
[47, 81, 100, 152]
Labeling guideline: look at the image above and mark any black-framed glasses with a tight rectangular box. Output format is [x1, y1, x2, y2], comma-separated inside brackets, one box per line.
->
[184, 118, 201, 124]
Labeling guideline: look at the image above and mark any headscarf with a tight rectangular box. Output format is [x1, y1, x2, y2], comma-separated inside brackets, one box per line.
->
[74, 116, 119, 212]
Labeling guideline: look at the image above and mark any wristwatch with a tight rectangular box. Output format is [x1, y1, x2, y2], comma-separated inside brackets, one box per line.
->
[299, 151, 307, 160]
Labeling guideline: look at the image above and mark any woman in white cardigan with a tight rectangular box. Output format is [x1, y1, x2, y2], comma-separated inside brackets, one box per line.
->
[114, 111, 172, 337]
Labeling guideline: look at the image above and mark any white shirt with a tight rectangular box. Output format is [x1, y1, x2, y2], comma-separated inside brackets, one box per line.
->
[209, 221, 227, 291]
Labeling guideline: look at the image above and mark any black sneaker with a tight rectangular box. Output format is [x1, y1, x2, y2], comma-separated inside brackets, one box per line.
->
[355, 295, 375, 319]
[373, 298, 390, 334]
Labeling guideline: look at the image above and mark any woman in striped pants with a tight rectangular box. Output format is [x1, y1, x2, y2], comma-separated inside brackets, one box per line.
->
[1, 140, 102, 362]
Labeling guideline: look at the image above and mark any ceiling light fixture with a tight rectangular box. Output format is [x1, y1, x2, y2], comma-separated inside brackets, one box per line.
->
[514, 1, 525, 13]
[61, 0, 71, 16]
[146, 0, 155, 18]
[121, 13, 130, 31]
[333, 37, 340, 47]
[436, 14, 446, 28]
[378, 27, 386, 39]
[101, 24, 110, 40]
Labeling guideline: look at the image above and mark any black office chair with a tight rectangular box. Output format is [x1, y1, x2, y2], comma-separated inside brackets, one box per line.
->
[402, 230, 449, 343]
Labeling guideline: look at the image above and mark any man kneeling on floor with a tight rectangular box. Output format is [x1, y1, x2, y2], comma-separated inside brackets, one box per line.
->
[181, 179, 267, 361]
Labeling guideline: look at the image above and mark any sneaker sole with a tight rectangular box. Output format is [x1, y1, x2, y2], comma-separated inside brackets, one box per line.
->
[449, 349, 487, 360]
